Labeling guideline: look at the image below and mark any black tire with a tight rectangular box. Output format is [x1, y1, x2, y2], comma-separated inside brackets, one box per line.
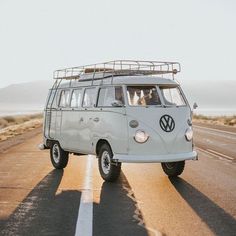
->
[50, 142, 69, 169]
[98, 143, 121, 182]
[161, 161, 185, 177]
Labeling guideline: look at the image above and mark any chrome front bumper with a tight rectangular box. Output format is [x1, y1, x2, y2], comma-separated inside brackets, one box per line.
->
[113, 150, 198, 163]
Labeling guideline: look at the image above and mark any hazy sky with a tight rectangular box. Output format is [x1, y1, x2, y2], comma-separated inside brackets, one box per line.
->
[0, 0, 235, 88]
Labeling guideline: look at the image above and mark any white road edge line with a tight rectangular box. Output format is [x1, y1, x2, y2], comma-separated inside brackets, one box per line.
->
[194, 125, 236, 136]
[196, 147, 233, 161]
[75, 155, 93, 236]
[197, 147, 220, 158]
[206, 149, 234, 160]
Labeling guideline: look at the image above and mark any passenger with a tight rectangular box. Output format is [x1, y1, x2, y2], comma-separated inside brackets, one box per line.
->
[138, 88, 151, 105]
[136, 89, 143, 105]
[149, 89, 161, 105]
[144, 89, 152, 105]
[128, 88, 135, 105]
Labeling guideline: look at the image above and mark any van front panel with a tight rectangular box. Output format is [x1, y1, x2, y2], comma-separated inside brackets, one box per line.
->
[126, 106, 192, 156]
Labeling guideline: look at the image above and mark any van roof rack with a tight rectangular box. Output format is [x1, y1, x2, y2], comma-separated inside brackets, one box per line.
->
[53, 60, 181, 81]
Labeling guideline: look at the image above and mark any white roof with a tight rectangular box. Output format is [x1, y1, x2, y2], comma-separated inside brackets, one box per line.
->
[110, 76, 178, 85]
[57, 75, 179, 89]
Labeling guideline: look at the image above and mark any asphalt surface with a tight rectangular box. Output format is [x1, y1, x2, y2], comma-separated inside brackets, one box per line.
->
[0, 124, 236, 236]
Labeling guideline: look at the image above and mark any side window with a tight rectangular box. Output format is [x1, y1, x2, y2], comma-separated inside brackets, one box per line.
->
[59, 90, 70, 107]
[70, 89, 82, 108]
[82, 88, 97, 108]
[46, 89, 56, 108]
[97, 86, 124, 107]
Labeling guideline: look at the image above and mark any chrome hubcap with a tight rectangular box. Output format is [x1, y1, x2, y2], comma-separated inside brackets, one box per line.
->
[101, 151, 111, 175]
[52, 144, 60, 164]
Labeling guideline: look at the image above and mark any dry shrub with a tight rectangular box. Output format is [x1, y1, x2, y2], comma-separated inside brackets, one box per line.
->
[0, 118, 9, 128]
[224, 116, 236, 126]
[193, 114, 236, 126]
[29, 113, 43, 119]
[0, 113, 43, 129]
[193, 114, 209, 120]
[3, 116, 16, 123]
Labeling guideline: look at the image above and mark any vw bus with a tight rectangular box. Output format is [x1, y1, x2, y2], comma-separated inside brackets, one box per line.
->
[40, 60, 197, 182]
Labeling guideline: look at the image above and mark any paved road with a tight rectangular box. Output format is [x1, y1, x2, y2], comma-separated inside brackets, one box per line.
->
[0, 124, 236, 236]
[194, 123, 236, 163]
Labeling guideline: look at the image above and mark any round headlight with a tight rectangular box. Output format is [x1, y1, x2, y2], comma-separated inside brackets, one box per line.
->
[185, 127, 193, 141]
[134, 130, 149, 143]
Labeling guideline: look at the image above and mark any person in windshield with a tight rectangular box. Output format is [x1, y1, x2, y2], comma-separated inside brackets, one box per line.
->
[138, 88, 151, 105]
[127, 86, 162, 106]
[139, 88, 161, 106]
[149, 88, 161, 105]
[128, 87, 135, 105]
[136, 88, 143, 105]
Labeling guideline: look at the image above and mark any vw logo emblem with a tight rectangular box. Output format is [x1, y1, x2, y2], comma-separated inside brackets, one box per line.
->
[159, 115, 175, 132]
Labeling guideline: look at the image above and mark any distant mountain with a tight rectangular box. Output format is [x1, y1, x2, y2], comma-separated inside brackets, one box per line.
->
[0, 80, 52, 105]
[0, 80, 52, 114]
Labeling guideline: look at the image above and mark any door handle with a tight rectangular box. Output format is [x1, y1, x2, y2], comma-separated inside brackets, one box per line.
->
[79, 117, 84, 122]
[93, 117, 99, 122]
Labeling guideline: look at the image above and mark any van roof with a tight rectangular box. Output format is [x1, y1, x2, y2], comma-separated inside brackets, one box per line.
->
[56, 75, 179, 89]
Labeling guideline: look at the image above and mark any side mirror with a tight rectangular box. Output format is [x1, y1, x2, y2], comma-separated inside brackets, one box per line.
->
[193, 102, 198, 110]
[111, 100, 123, 107]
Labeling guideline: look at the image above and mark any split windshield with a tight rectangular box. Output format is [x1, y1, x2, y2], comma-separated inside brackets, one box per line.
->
[126, 85, 186, 107]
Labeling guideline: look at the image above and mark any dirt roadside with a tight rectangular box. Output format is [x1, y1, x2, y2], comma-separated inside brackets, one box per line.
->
[0, 126, 43, 153]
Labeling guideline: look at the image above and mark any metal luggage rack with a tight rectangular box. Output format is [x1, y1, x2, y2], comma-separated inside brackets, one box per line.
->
[53, 60, 181, 81]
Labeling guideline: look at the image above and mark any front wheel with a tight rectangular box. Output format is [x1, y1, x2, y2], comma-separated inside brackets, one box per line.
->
[98, 144, 121, 182]
[50, 142, 69, 169]
[161, 161, 185, 177]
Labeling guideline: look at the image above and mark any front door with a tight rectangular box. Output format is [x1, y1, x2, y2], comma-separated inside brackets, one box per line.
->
[91, 86, 128, 155]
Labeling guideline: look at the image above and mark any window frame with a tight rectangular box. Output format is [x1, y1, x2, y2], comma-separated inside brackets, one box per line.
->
[97, 85, 125, 108]
[58, 89, 71, 108]
[82, 87, 97, 108]
[46, 89, 56, 109]
[70, 88, 83, 108]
